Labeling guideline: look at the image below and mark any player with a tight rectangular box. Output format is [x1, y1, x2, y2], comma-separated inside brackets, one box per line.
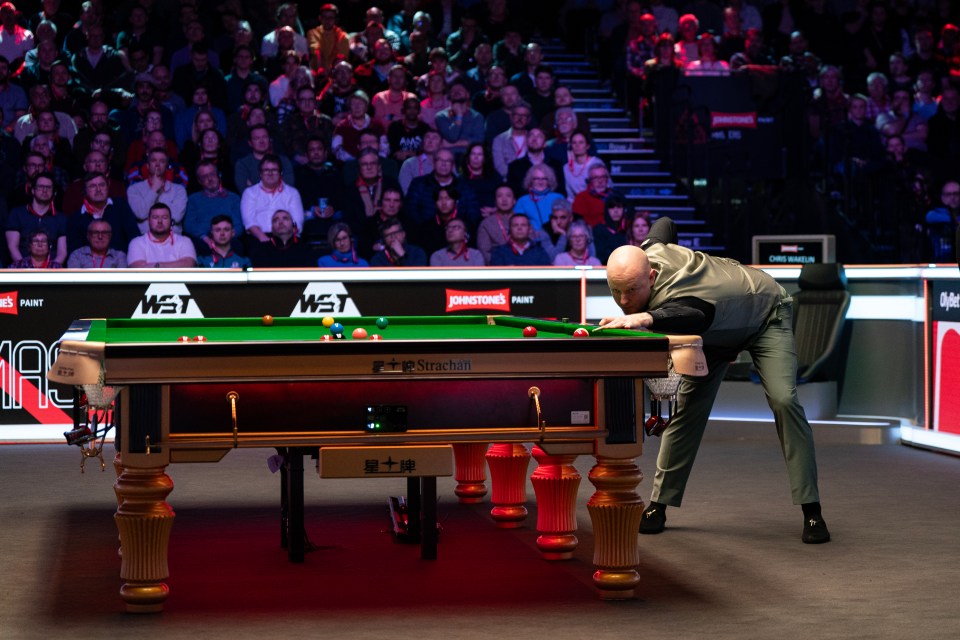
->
[600, 216, 830, 544]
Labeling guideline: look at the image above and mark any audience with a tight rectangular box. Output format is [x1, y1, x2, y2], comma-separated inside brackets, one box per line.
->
[3, 1, 959, 269]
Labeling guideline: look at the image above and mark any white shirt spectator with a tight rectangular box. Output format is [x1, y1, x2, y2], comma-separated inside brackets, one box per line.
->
[240, 181, 305, 236]
[127, 232, 196, 265]
[0, 23, 33, 64]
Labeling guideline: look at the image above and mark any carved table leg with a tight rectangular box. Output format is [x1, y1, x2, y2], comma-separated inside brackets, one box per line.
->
[452, 443, 489, 503]
[113, 465, 175, 613]
[485, 443, 530, 528]
[587, 455, 644, 600]
[530, 446, 580, 560]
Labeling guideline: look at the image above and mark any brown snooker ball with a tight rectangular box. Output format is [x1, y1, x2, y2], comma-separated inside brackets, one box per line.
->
[262, 315, 274, 326]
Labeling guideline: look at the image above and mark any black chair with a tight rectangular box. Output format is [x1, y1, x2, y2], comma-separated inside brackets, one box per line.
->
[791, 263, 851, 383]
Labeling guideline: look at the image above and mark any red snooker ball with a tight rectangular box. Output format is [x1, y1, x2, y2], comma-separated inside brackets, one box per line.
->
[352, 327, 368, 339]
[321, 334, 334, 341]
[573, 328, 589, 337]
[177, 336, 191, 342]
[522, 326, 537, 338]
[370, 334, 383, 340]
[193, 335, 207, 342]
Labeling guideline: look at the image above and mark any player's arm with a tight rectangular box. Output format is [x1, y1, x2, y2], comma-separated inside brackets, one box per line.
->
[648, 297, 715, 334]
[641, 216, 678, 247]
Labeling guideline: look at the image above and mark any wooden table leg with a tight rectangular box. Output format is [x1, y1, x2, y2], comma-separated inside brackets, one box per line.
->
[485, 443, 530, 528]
[113, 464, 175, 613]
[452, 443, 488, 503]
[530, 446, 580, 560]
[587, 455, 644, 600]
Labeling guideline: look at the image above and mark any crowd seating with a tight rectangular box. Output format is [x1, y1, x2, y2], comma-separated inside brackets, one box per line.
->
[2, 1, 958, 269]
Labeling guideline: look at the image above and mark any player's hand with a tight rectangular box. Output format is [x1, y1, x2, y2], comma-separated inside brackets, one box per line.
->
[597, 313, 653, 330]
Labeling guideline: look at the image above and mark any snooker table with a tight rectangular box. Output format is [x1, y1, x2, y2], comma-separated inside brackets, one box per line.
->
[48, 315, 706, 612]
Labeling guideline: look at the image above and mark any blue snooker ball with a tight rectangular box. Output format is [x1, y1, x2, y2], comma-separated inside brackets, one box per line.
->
[330, 322, 345, 335]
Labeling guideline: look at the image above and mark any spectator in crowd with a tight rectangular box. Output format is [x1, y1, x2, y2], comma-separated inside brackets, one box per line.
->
[553, 219, 600, 266]
[685, 34, 730, 76]
[356, 184, 403, 256]
[526, 65, 557, 123]
[925, 179, 960, 263]
[184, 159, 243, 255]
[6, 171, 65, 264]
[66, 172, 138, 254]
[626, 210, 652, 247]
[398, 129, 441, 193]
[477, 183, 518, 262]
[507, 127, 564, 196]
[876, 88, 928, 152]
[464, 43, 496, 97]
[404, 28, 432, 77]
[0, 2, 33, 72]
[412, 183, 471, 255]
[484, 81, 520, 142]
[471, 62, 506, 117]
[66, 219, 126, 268]
[419, 68, 450, 128]
[8, 228, 59, 268]
[234, 124, 296, 192]
[318, 221, 368, 267]
[372, 64, 416, 126]
[515, 164, 565, 230]
[809, 65, 850, 144]
[355, 38, 400, 96]
[318, 60, 358, 126]
[126, 203, 196, 268]
[195, 214, 250, 269]
[308, 4, 350, 73]
[248, 208, 315, 267]
[863, 72, 891, 123]
[459, 141, 501, 216]
[13, 82, 77, 145]
[912, 70, 938, 122]
[537, 198, 573, 261]
[573, 163, 616, 226]
[405, 147, 479, 226]
[225, 45, 267, 113]
[675, 13, 701, 68]
[593, 193, 629, 264]
[829, 94, 886, 179]
[564, 130, 603, 200]
[729, 27, 775, 69]
[240, 154, 304, 244]
[369, 218, 427, 266]
[332, 90, 387, 162]
[545, 107, 585, 164]
[280, 86, 334, 166]
[295, 135, 341, 222]
[446, 9, 486, 72]
[429, 217, 486, 266]
[509, 42, 543, 96]
[261, 4, 308, 61]
[492, 99, 530, 178]
[387, 96, 431, 164]
[489, 212, 551, 266]
[339, 147, 403, 232]
[540, 84, 586, 138]
[127, 148, 188, 235]
[492, 24, 523, 78]
[435, 81, 484, 153]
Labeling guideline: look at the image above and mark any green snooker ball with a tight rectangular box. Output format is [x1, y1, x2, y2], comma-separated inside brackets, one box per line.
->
[376, 316, 389, 329]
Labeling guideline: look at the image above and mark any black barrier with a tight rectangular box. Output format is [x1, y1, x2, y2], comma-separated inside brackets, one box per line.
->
[0, 270, 584, 431]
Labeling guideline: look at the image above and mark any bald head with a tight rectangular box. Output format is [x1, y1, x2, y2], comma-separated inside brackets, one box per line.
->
[606, 245, 656, 314]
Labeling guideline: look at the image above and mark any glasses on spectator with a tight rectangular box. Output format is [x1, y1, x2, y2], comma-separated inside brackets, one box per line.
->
[33, 183, 54, 190]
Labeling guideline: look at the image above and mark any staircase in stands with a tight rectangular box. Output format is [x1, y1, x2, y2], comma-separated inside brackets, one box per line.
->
[541, 41, 726, 253]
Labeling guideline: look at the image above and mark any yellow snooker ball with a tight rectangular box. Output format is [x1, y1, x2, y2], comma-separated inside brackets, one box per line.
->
[322, 316, 335, 328]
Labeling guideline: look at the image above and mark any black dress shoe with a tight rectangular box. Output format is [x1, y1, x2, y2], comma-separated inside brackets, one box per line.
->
[801, 516, 831, 544]
[639, 502, 666, 534]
